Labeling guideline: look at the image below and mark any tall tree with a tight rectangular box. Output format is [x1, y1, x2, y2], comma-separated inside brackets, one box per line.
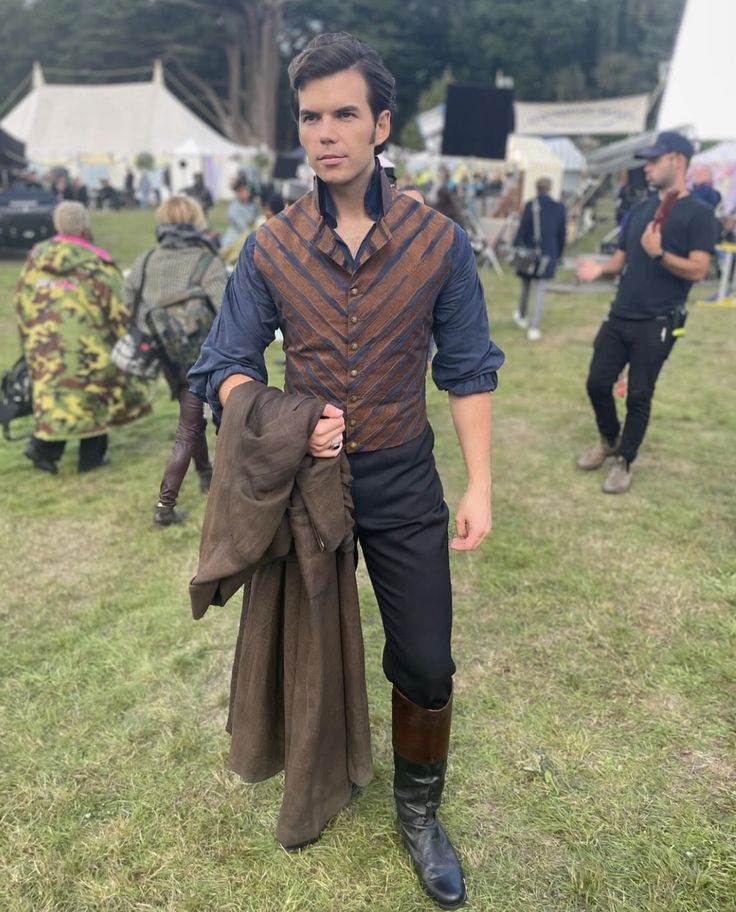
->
[159, 0, 285, 148]
[0, 0, 688, 152]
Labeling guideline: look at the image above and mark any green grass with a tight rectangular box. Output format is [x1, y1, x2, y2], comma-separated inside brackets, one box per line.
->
[1, 207, 735, 912]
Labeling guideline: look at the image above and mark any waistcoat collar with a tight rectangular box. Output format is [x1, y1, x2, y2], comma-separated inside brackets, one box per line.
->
[310, 162, 395, 268]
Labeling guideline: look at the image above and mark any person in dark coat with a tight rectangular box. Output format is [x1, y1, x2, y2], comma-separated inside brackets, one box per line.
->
[512, 177, 566, 341]
[185, 172, 214, 213]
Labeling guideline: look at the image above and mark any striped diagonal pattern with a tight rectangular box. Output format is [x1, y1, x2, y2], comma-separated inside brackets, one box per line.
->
[254, 190, 455, 453]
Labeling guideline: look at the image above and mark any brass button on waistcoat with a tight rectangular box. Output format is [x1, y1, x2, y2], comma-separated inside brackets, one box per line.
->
[350, 316, 358, 324]
[348, 441, 358, 450]
[350, 395, 357, 403]
[350, 286, 359, 296]
[350, 342, 358, 351]
[350, 369, 357, 377]
[349, 418, 356, 427]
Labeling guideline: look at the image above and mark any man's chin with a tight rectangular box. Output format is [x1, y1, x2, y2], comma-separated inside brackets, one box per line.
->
[315, 170, 353, 186]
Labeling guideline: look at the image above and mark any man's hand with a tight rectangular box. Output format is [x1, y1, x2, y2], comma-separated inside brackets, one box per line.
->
[450, 484, 491, 551]
[640, 220, 663, 258]
[575, 258, 604, 282]
[308, 403, 345, 458]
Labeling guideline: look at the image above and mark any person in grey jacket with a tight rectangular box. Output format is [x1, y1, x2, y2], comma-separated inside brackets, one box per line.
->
[123, 195, 227, 524]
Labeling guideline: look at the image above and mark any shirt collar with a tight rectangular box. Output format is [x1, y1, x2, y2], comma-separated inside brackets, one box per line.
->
[316, 159, 386, 229]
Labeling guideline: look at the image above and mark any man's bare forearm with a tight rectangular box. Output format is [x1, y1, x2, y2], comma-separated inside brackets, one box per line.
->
[660, 251, 709, 282]
[448, 392, 492, 491]
[598, 249, 626, 276]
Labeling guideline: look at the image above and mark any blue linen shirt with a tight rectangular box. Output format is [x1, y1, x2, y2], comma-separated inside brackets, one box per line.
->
[189, 166, 503, 423]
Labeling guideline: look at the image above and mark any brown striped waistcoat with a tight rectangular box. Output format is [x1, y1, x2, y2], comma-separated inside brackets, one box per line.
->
[253, 179, 455, 453]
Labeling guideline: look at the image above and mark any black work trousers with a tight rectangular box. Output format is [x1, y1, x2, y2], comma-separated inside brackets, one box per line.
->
[31, 433, 108, 472]
[158, 389, 211, 508]
[348, 425, 455, 711]
[586, 313, 678, 464]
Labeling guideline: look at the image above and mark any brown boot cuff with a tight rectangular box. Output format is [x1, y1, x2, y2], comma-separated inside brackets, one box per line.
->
[392, 686, 452, 764]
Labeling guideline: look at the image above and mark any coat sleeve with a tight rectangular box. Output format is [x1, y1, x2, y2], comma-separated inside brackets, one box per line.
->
[97, 261, 129, 338]
[203, 257, 229, 313]
[514, 202, 533, 247]
[556, 203, 567, 259]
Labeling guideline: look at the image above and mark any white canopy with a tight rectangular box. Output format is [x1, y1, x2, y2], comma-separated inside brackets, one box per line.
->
[657, 0, 736, 140]
[542, 137, 586, 194]
[506, 136, 563, 202]
[692, 142, 736, 165]
[1, 62, 252, 164]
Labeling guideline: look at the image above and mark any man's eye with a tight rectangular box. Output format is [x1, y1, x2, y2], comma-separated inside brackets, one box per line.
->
[338, 112, 355, 119]
[301, 114, 317, 123]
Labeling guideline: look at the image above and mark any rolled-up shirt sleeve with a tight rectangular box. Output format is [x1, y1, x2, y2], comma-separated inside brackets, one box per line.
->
[431, 224, 505, 395]
[188, 233, 279, 421]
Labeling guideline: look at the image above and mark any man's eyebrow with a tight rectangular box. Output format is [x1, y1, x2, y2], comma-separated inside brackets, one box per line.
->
[299, 105, 361, 117]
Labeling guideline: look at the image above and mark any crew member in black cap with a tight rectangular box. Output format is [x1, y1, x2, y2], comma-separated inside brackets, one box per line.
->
[575, 131, 718, 494]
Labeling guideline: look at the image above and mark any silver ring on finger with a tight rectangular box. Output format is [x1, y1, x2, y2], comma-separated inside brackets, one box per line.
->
[328, 437, 341, 450]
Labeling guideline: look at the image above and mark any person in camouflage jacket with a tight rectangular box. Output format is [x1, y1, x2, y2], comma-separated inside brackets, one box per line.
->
[15, 201, 151, 473]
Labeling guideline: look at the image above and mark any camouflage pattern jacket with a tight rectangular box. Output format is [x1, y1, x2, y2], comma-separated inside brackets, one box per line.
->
[14, 234, 151, 441]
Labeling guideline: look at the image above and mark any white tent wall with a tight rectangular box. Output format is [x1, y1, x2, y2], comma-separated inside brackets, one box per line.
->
[692, 142, 736, 213]
[541, 137, 586, 196]
[0, 66, 260, 199]
[507, 136, 563, 203]
[657, 0, 736, 141]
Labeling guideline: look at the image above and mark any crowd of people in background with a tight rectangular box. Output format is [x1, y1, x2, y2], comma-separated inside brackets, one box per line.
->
[6, 169, 287, 518]
[5, 141, 728, 504]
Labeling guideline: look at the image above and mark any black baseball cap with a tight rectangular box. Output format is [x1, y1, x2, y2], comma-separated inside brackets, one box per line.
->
[635, 131, 695, 161]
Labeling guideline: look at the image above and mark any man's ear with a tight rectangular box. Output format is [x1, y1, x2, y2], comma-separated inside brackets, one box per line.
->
[375, 110, 391, 147]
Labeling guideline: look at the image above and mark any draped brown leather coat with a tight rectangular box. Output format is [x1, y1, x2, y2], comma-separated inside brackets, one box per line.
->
[189, 381, 373, 847]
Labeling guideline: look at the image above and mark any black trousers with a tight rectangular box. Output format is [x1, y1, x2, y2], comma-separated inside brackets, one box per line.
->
[586, 313, 678, 464]
[348, 425, 455, 710]
[31, 433, 108, 472]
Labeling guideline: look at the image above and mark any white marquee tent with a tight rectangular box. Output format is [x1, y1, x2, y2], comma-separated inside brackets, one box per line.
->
[657, 0, 736, 141]
[1, 62, 258, 197]
[541, 137, 586, 195]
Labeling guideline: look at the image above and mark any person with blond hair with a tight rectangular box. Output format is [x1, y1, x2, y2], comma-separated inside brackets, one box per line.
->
[15, 201, 150, 474]
[123, 195, 227, 524]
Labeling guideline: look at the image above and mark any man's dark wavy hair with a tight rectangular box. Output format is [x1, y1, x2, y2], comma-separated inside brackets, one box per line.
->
[288, 32, 396, 155]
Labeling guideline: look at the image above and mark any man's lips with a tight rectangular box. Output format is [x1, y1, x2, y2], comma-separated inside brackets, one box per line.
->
[318, 154, 346, 162]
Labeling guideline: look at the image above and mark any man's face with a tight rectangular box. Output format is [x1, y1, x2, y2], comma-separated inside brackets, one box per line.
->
[643, 152, 680, 191]
[297, 68, 390, 190]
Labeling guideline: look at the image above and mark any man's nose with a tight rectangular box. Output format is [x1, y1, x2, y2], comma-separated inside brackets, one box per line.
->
[319, 116, 337, 142]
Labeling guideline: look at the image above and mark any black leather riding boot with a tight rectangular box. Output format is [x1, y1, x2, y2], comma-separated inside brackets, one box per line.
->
[392, 687, 466, 910]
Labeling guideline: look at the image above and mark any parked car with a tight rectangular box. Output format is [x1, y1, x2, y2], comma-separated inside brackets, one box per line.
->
[0, 186, 55, 255]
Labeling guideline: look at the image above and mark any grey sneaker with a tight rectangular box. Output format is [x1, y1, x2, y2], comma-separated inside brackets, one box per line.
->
[601, 456, 633, 494]
[576, 437, 617, 470]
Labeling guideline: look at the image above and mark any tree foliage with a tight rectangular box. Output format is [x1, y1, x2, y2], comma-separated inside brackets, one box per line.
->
[0, 0, 686, 150]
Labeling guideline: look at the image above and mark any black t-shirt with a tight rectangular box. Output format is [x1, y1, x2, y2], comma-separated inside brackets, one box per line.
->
[613, 194, 717, 319]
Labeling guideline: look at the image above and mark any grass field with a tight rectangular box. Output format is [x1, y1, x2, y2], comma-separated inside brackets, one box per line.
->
[1, 206, 735, 912]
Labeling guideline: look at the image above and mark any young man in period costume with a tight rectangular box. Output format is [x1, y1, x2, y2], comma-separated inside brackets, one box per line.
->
[189, 33, 504, 909]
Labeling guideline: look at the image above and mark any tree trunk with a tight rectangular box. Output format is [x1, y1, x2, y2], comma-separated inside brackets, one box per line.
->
[161, 0, 284, 148]
[241, 0, 283, 150]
